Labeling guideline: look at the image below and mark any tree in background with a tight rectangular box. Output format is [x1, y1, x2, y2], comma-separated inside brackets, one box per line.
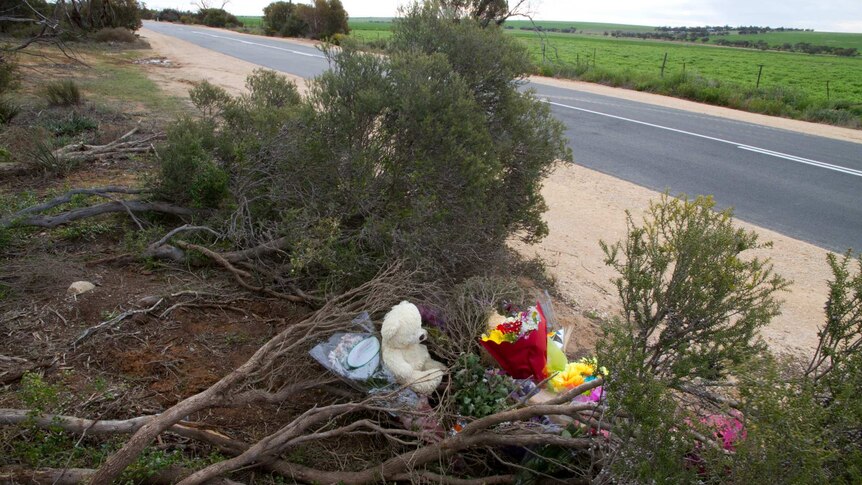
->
[262, 0, 348, 39]
[197, 7, 240, 28]
[438, 0, 531, 27]
[262, 1, 307, 37]
[64, 0, 143, 31]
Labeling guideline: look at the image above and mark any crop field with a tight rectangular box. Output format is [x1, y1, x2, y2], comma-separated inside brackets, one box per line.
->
[512, 31, 862, 102]
[237, 16, 262, 27]
[348, 19, 862, 104]
[709, 31, 862, 50]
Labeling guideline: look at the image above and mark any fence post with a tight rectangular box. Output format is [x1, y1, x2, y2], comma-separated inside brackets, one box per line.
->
[593, 48, 597, 67]
[660, 52, 668, 77]
[756, 64, 764, 88]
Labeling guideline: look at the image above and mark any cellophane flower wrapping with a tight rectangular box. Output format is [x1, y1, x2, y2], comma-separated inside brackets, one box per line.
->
[480, 302, 548, 380]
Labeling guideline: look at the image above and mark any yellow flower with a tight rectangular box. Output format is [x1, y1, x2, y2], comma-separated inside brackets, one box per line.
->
[551, 362, 596, 391]
[481, 329, 507, 344]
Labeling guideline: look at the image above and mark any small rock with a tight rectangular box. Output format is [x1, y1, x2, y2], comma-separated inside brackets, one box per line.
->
[138, 295, 161, 306]
[67, 281, 96, 296]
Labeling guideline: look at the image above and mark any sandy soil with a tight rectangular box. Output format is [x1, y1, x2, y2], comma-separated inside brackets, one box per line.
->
[137, 27, 857, 354]
[139, 27, 307, 98]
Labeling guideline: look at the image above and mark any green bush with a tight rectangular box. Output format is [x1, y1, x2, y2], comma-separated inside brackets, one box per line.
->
[0, 96, 19, 124]
[600, 194, 788, 383]
[157, 8, 567, 292]
[155, 117, 227, 208]
[263, 1, 308, 37]
[44, 111, 98, 137]
[198, 8, 241, 28]
[0, 56, 18, 94]
[41, 80, 82, 107]
[92, 27, 137, 43]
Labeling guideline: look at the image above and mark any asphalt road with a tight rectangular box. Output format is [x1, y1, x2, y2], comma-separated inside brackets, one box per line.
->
[143, 21, 862, 252]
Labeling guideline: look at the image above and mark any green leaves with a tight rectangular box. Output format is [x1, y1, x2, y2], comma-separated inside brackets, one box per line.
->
[601, 194, 788, 383]
[452, 354, 515, 418]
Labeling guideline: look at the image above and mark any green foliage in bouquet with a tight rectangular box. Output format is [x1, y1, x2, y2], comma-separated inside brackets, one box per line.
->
[451, 354, 515, 418]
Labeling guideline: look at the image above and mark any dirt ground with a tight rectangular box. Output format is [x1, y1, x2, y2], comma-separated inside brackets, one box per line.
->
[136, 27, 858, 355]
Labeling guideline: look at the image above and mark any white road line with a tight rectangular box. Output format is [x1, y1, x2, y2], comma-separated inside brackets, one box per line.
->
[545, 100, 862, 178]
[191, 31, 326, 59]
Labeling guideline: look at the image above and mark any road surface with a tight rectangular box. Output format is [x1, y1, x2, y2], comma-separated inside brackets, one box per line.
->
[143, 21, 862, 252]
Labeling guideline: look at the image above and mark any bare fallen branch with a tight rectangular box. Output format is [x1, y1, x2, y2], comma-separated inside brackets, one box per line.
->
[0, 186, 144, 225]
[50, 127, 164, 164]
[0, 465, 244, 485]
[73, 298, 164, 347]
[3, 200, 194, 229]
[173, 240, 307, 303]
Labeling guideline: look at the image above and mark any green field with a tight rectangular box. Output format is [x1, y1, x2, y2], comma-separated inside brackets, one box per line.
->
[710, 31, 862, 50]
[512, 31, 862, 102]
[237, 16, 263, 27]
[348, 19, 862, 104]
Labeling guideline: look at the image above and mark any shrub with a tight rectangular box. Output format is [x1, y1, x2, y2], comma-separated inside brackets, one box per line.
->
[157, 8, 182, 22]
[92, 27, 137, 43]
[0, 56, 18, 94]
[155, 117, 227, 208]
[44, 112, 98, 137]
[0, 96, 20, 124]
[263, 1, 307, 37]
[157, 8, 568, 292]
[41, 80, 82, 107]
[599, 194, 788, 384]
[198, 8, 241, 28]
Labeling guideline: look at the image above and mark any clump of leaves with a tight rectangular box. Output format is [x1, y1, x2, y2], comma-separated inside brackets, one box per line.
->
[17, 372, 62, 414]
[41, 80, 82, 107]
[451, 353, 516, 418]
[0, 96, 20, 124]
[600, 193, 788, 383]
[44, 111, 98, 137]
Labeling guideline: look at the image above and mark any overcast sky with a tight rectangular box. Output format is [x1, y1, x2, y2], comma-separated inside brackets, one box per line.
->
[143, 0, 862, 33]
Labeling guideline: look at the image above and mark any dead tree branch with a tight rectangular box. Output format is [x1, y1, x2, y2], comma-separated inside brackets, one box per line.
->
[72, 298, 165, 347]
[51, 127, 164, 164]
[2, 200, 194, 229]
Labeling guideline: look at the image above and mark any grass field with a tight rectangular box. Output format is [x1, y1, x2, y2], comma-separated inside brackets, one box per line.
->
[237, 16, 263, 27]
[348, 19, 862, 105]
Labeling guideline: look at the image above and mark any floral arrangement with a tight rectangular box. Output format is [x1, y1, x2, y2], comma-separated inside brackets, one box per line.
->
[479, 303, 548, 380]
[549, 356, 608, 402]
[480, 306, 541, 344]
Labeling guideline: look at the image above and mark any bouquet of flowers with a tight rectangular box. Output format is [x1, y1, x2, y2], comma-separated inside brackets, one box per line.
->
[480, 303, 548, 380]
[549, 356, 608, 402]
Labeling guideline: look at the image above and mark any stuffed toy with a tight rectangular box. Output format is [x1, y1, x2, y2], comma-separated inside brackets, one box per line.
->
[381, 301, 446, 395]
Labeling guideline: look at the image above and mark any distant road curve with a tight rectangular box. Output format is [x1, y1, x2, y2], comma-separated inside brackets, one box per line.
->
[143, 21, 862, 253]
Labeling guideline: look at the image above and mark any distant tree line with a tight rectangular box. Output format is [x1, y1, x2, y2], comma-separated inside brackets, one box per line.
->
[655, 25, 811, 34]
[504, 25, 579, 34]
[153, 6, 241, 28]
[0, 0, 143, 34]
[262, 1, 348, 40]
[713, 38, 858, 56]
[601, 25, 857, 57]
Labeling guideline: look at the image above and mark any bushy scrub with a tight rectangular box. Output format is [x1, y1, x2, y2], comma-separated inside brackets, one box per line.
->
[600, 194, 787, 384]
[156, 8, 568, 292]
[41, 80, 82, 107]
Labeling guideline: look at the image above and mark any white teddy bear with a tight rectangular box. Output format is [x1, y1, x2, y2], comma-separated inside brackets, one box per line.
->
[381, 301, 447, 395]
